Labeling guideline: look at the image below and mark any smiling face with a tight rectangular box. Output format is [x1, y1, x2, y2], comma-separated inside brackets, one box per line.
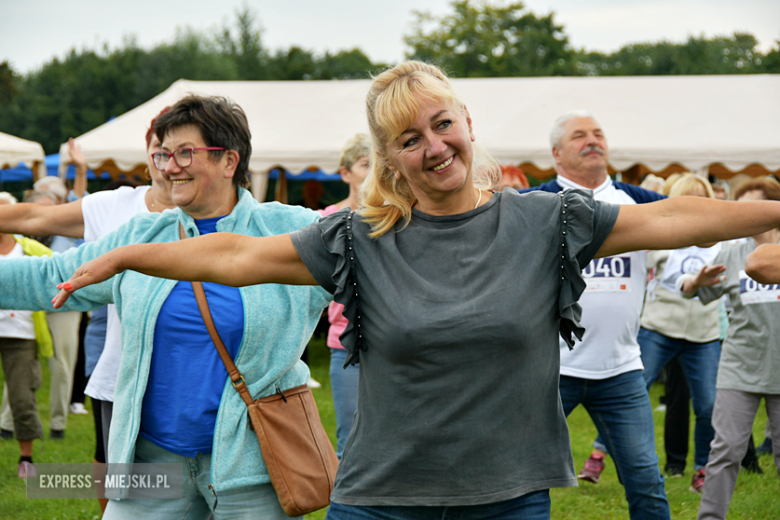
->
[385, 96, 476, 213]
[160, 124, 238, 219]
[146, 134, 174, 203]
[553, 117, 610, 187]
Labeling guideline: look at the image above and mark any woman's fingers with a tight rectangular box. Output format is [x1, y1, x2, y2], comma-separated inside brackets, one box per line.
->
[51, 257, 118, 309]
[68, 138, 87, 170]
[52, 286, 73, 309]
[698, 264, 727, 286]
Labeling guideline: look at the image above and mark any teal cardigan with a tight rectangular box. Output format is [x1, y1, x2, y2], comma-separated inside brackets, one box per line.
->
[0, 189, 331, 494]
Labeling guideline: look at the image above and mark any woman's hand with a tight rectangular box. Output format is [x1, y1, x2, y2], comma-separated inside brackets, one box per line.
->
[680, 264, 727, 294]
[52, 251, 122, 309]
[68, 138, 88, 198]
[68, 138, 87, 172]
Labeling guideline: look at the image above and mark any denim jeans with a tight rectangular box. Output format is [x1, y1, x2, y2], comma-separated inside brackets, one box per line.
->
[104, 436, 294, 520]
[329, 348, 360, 459]
[326, 490, 550, 520]
[560, 370, 670, 520]
[638, 328, 720, 470]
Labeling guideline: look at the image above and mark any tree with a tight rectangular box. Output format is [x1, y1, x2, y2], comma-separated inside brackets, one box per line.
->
[761, 40, 780, 73]
[314, 49, 380, 80]
[404, 0, 575, 77]
[575, 33, 767, 76]
[0, 61, 19, 105]
[216, 7, 268, 80]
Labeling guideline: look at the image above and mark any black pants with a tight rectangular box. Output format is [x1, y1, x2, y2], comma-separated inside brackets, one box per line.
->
[664, 357, 690, 472]
[70, 312, 89, 404]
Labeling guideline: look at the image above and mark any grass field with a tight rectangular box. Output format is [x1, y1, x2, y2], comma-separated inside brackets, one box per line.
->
[1, 337, 777, 519]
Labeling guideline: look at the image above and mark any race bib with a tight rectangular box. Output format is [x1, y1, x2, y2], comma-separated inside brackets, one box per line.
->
[582, 256, 632, 292]
[739, 269, 780, 305]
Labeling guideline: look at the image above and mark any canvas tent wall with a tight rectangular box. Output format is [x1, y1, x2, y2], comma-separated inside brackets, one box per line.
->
[0, 132, 45, 182]
[59, 75, 780, 200]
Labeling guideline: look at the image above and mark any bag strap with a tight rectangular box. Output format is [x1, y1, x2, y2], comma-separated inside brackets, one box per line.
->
[179, 223, 254, 407]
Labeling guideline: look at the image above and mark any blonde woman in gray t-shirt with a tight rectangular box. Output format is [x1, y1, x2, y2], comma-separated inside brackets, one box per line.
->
[54, 63, 780, 520]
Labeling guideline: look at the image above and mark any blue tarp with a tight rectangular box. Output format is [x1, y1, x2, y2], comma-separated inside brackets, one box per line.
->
[2, 158, 340, 183]
[268, 168, 339, 182]
[0, 154, 111, 182]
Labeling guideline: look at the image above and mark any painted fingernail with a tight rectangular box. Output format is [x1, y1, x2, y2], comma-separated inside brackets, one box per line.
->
[56, 283, 62, 289]
[63, 283, 72, 291]
[51, 298, 56, 304]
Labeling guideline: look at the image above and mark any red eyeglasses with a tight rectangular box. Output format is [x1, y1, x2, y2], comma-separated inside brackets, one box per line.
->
[151, 147, 226, 169]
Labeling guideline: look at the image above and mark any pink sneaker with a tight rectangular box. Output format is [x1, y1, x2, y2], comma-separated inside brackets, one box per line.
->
[578, 452, 605, 484]
[18, 461, 36, 479]
[690, 469, 706, 493]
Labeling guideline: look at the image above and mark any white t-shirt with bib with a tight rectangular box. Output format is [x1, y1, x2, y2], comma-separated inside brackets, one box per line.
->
[557, 176, 647, 379]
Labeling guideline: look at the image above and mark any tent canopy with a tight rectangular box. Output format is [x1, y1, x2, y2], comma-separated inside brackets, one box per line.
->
[0, 132, 45, 178]
[59, 75, 780, 181]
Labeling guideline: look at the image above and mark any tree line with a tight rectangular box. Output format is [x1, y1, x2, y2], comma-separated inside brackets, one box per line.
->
[1, 1, 778, 154]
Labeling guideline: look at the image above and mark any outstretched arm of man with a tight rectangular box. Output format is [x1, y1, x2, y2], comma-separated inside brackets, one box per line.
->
[597, 197, 780, 258]
[745, 243, 780, 284]
[53, 232, 318, 308]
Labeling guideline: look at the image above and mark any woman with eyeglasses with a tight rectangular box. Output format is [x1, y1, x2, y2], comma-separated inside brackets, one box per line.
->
[0, 95, 329, 520]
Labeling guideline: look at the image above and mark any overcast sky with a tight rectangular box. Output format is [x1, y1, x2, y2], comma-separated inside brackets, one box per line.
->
[2, 0, 778, 73]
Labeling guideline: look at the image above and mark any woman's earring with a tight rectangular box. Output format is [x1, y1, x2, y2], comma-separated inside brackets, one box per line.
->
[394, 170, 401, 180]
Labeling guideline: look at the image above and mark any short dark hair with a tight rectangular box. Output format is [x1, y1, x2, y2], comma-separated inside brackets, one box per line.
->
[154, 95, 252, 188]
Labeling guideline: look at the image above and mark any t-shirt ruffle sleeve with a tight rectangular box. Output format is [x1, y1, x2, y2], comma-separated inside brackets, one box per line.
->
[321, 211, 363, 366]
[291, 209, 362, 365]
[557, 189, 617, 349]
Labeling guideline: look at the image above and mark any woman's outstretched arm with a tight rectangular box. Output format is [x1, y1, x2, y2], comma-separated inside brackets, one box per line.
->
[0, 200, 85, 238]
[745, 244, 780, 284]
[53, 232, 317, 308]
[597, 197, 780, 258]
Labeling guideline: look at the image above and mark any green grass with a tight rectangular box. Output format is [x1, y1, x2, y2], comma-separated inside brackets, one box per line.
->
[1, 338, 777, 519]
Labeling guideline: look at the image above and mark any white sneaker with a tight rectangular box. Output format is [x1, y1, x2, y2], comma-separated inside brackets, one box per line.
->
[69, 403, 88, 415]
[307, 377, 322, 389]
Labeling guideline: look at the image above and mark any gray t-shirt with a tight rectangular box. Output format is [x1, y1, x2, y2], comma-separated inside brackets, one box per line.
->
[291, 189, 618, 506]
[696, 239, 780, 394]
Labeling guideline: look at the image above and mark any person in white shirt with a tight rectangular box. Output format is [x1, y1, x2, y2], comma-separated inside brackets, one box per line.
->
[520, 111, 669, 520]
[0, 192, 49, 478]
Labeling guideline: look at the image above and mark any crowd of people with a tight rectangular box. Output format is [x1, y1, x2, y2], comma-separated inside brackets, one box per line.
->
[0, 61, 778, 520]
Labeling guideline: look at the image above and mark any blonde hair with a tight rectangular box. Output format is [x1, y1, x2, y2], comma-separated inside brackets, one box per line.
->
[660, 173, 683, 196]
[639, 174, 664, 193]
[359, 61, 499, 237]
[668, 173, 715, 199]
[339, 133, 372, 171]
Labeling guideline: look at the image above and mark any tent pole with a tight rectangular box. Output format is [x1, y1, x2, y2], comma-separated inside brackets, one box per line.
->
[275, 168, 288, 204]
[32, 160, 42, 182]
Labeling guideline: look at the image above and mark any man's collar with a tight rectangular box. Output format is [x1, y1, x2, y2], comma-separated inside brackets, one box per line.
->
[557, 175, 612, 194]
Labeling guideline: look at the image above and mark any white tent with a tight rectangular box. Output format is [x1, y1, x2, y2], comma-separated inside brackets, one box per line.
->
[0, 131, 46, 179]
[59, 75, 780, 197]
